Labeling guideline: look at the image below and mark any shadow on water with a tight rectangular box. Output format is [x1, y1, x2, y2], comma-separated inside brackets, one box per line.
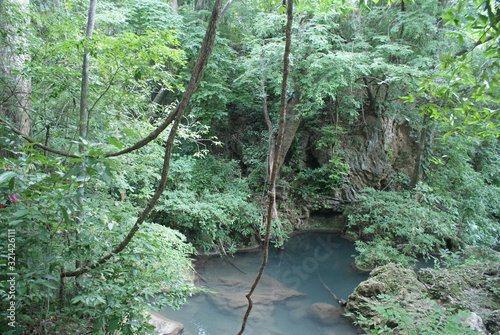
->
[159, 232, 369, 335]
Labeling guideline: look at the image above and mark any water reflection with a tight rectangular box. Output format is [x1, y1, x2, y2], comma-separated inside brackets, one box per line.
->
[160, 233, 368, 335]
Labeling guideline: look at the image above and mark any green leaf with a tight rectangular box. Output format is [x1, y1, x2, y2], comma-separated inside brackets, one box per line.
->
[60, 205, 71, 225]
[63, 165, 83, 179]
[100, 164, 114, 184]
[107, 137, 123, 149]
[0, 171, 16, 185]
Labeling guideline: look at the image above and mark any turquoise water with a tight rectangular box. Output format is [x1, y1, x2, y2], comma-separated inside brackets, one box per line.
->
[160, 233, 368, 335]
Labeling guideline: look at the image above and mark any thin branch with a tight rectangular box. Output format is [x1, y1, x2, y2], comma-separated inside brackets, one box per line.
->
[221, 0, 236, 16]
[237, 0, 293, 333]
[451, 33, 494, 59]
[61, 0, 225, 278]
[0, 116, 79, 158]
[86, 66, 121, 125]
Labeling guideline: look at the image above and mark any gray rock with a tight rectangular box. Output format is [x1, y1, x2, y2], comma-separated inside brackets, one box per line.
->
[149, 311, 184, 335]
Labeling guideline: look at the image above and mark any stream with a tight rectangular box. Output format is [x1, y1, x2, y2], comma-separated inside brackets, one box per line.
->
[159, 232, 368, 335]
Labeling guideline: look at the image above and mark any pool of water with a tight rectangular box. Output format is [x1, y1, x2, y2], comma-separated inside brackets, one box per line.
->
[160, 232, 368, 335]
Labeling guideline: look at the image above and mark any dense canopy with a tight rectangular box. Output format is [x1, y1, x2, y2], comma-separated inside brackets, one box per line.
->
[0, 0, 498, 333]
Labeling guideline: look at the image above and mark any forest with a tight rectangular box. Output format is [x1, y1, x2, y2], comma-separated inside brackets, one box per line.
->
[0, 0, 499, 334]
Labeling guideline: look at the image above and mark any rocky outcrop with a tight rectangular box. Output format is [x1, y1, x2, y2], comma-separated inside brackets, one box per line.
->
[343, 115, 418, 192]
[149, 311, 184, 335]
[418, 262, 500, 334]
[346, 263, 500, 334]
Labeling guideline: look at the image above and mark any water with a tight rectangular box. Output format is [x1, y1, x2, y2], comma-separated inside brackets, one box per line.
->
[160, 232, 368, 335]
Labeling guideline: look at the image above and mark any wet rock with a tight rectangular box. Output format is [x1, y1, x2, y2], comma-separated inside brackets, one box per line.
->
[206, 274, 304, 326]
[149, 311, 184, 335]
[307, 302, 343, 326]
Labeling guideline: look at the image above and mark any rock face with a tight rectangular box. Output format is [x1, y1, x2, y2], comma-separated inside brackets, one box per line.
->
[346, 263, 500, 334]
[343, 115, 417, 193]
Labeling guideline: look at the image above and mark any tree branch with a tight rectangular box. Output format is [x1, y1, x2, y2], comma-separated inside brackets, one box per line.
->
[61, 0, 225, 278]
[238, 0, 293, 333]
[0, 116, 79, 158]
[451, 34, 494, 59]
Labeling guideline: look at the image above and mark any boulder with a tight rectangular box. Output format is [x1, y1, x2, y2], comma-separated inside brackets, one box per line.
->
[206, 274, 304, 325]
[463, 312, 486, 332]
[307, 302, 343, 326]
[346, 262, 500, 334]
[346, 263, 426, 320]
[149, 311, 184, 335]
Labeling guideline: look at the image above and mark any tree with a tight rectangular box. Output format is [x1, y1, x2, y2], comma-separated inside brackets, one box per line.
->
[0, 0, 31, 158]
[0, 0, 233, 333]
[411, 0, 500, 138]
[238, 0, 293, 333]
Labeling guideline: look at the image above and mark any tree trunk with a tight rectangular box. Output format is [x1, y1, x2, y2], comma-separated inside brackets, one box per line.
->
[171, 0, 178, 14]
[278, 90, 301, 168]
[195, 0, 206, 11]
[79, 0, 97, 151]
[0, 0, 31, 158]
[410, 114, 431, 188]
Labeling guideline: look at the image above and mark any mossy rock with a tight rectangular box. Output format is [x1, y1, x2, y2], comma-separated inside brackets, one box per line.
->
[347, 262, 500, 334]
[346, 263, 428, 322]
[417, 262, 500, 328]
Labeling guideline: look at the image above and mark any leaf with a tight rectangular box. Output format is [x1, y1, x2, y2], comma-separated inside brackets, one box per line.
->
[0, 171, 16, 185]
[107, 137, 123, 149]
[60, 205, 71, 225]
[100, 164, 114, 184]
[63, 165, 83, 179]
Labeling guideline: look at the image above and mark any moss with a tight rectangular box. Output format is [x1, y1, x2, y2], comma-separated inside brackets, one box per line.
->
[347, 262, 500, 333]
[418, 262, 500, 319]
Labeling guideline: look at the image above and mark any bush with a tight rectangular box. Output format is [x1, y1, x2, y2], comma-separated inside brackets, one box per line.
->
[151, 155, 260, 253]
[345, 186, 457, 268]
[0, 152, 195, 334]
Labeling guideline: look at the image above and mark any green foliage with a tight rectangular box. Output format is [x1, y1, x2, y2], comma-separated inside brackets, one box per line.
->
[151, 155, 260, 253]
[425, 136, 500, 249]
[0, 152, 195, 334]
[292, 157, 350, 199]
[349, 294, 481, 334]
[345, 187, 457, 268]
[409, 0, 500, 138]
